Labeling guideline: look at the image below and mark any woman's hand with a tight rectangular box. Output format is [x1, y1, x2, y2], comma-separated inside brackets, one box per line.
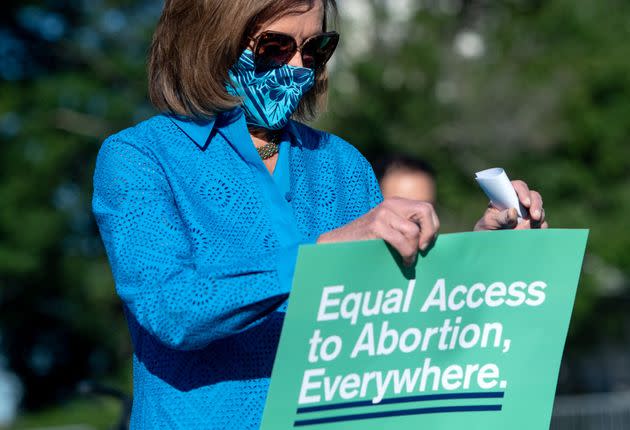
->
[474, 180, 549, 231]
[317, 197, 440, 267]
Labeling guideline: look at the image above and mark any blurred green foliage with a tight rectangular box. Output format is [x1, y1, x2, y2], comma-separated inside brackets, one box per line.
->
[13, 397, 122, 430]
[0, 0, 628, 427]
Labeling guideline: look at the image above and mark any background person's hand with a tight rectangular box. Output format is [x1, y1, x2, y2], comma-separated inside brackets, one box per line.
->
[317, 197, 440, 266]
[474, 180, 548, 231]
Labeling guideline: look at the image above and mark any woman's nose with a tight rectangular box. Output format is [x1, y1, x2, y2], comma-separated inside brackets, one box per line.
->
[287, 50, 303, 68]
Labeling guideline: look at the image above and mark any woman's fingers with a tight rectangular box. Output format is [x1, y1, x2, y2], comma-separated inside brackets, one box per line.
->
[497, 208, 519, 228]
[413, 202, 439, 251]
[430, 208, 441, 245]
[377, 210, 421, 266]
[514, 216, 550, 230]
[528, 191, 544, 222]
[317, 198, 441, 266]
[388, 213, 421, 243]
[380, 227, 417, 267]
[384, 198, 440, 250]
[512, 180, 532, 208]
[474, 207, 518, 231]
[377, 198, 440, 264]
[511, 180, 545, 223]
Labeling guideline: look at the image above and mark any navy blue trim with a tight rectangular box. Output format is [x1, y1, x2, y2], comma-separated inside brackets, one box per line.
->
[296, 391, 505, 414]
[293, 404, 502, 427]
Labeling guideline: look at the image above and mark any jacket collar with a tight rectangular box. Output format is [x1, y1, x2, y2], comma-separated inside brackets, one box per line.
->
[168, 114, 217, 150]
[286, 120, 304, 149]
[168, 109, 305, 150]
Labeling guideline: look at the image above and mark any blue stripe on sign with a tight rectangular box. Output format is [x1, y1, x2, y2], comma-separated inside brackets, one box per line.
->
[293, 404, 502, 427]
[297, 391, 505, 414]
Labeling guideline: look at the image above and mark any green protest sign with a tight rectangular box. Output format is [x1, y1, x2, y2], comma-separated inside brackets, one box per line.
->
[261, 229, 588, 430]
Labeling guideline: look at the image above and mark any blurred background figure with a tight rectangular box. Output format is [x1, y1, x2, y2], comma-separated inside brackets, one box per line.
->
[372, 154, 436, 204]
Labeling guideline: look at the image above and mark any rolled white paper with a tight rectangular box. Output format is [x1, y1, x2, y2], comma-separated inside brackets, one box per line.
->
[475, 168, 527, 218]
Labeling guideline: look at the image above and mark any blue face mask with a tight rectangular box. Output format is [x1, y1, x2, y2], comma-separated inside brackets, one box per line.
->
[227, 49, 316, 130]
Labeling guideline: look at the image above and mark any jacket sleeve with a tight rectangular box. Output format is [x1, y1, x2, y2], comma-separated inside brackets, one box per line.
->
[92, 136, 301, 351]
[337, 135, 384, 212]
[362, 155, 384, 210]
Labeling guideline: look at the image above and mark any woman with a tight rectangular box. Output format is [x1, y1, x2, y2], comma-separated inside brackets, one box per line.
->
[92, 0, 546, 428]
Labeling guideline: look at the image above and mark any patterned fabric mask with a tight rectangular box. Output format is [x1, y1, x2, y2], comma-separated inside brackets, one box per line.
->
[227, 49, 315, 130]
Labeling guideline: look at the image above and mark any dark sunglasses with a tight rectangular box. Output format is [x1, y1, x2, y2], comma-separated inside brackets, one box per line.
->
[249, 30, 340, 71]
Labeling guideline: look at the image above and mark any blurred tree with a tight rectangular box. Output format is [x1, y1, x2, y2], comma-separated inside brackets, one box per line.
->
[0, 0, 159, 411]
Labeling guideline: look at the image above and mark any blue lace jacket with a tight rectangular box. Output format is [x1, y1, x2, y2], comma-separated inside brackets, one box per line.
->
[92, 108, 383, 429]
